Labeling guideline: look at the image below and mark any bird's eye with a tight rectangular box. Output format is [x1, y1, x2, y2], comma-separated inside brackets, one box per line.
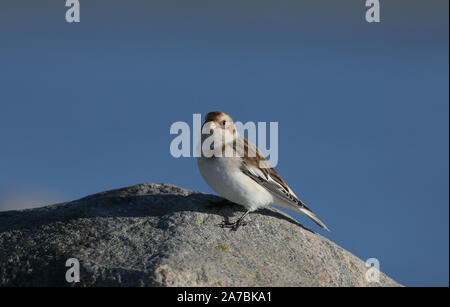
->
[222, 120, 226, 125]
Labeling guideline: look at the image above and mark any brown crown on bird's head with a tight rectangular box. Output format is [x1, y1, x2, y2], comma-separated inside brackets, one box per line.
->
[204, 111, 233, 125]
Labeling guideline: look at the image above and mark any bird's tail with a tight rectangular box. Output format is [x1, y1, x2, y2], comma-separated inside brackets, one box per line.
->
[298, 207, 330, 231]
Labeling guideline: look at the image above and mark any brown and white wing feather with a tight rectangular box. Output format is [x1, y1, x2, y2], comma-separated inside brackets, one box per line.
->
[235, 135, 329, 231]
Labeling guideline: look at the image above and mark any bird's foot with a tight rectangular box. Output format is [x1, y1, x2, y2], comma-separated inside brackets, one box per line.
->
[219, 219, 248, 231]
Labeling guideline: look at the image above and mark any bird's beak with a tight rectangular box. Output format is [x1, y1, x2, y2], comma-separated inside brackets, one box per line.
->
[209, 121, 216, 133]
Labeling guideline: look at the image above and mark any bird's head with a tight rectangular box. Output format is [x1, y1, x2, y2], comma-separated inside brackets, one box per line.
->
[201, 111, 237, 150]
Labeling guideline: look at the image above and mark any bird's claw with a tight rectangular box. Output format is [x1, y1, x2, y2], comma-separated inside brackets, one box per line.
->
[218, 220, 247, 231]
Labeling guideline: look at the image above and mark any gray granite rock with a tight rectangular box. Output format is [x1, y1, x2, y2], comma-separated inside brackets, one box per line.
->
[0, 183, 400, 286]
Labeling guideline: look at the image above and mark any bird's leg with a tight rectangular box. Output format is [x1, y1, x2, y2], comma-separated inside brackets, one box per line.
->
[219, 210, 252, 231]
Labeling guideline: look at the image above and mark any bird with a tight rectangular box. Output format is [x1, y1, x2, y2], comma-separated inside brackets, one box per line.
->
[197, 111, 329, 231]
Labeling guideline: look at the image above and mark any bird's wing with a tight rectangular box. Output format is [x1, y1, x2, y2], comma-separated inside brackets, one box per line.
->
[234, 135, 329, 231]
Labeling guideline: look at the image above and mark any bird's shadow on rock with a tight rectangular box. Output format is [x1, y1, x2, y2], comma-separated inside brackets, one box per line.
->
[208, 198, 315, 234]
[0, 192, 315, 234]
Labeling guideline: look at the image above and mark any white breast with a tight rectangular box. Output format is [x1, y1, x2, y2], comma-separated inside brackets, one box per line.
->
[197, 156, 274, 211]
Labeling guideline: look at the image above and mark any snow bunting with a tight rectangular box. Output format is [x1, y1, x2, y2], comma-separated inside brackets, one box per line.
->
[197, 111, 329, 231]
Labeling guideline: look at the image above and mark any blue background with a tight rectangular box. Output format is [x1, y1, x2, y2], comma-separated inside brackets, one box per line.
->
[0, 0, 448, 286]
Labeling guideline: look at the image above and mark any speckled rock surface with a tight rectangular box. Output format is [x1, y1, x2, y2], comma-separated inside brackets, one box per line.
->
[0, 183, 400, 287]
